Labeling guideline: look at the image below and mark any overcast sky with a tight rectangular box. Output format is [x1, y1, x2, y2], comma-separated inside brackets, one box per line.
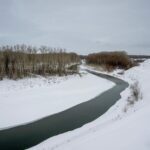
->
[0, 0, 150, 55]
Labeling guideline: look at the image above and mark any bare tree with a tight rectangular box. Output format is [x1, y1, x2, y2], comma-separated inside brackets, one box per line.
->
[0, 45, 80, 79]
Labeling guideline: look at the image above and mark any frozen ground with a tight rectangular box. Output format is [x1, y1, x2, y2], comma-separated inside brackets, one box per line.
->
[30, 60, 150, 150]
[0, 70, 114, 129]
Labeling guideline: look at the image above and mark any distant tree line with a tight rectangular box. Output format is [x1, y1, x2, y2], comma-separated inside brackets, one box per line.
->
[0, 45, 80, 79]
[86, 51, 133, 71]
[129, 55, 150, 59]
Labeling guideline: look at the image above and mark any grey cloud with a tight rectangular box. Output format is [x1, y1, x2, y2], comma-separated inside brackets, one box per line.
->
[0, 0, 150, 55]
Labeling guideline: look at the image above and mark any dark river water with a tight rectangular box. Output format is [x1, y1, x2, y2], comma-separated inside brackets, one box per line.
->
[0, 70, 128, 150]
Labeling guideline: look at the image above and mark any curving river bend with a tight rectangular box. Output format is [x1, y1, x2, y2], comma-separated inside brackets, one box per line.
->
[0, 70, 129, 150]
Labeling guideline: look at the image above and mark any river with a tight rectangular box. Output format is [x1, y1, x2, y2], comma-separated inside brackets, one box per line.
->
[0, 70, 128, 150]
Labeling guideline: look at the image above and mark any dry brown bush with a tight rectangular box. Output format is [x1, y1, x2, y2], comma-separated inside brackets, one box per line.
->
[86, 51, 133, 71]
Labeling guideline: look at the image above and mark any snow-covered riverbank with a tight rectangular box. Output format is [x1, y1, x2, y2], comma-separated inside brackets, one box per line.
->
[30, 60, 150, 150]
[0, 70, 114, 129]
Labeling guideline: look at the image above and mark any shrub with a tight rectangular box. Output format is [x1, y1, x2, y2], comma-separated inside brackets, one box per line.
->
[129, 81, 142, 102]
[124, 81, 142, 112]
[86, 51, 133, 71]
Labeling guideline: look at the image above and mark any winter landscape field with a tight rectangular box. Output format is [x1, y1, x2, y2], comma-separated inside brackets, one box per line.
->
[30, 59, 150, 150]
[0, 0, 150, 150]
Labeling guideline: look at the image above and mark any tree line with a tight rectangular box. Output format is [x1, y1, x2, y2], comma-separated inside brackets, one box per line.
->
[0, 45, 80, 79]
[86, 51, 133, 71]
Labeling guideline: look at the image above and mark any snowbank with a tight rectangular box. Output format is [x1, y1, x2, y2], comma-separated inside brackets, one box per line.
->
[30, 60, 150, 150]
[0, 71, 114, 129]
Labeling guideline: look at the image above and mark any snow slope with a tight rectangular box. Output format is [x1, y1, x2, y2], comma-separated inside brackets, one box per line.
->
[0, 71, 114, 129]
[30, 60, 150, 150]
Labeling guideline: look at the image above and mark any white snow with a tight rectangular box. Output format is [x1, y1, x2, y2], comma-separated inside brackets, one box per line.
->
[0, 70, 114, 129]
[30, 60, 150, 150]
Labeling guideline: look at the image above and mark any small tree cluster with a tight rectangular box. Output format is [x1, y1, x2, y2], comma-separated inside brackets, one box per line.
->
[0, 45, 80, 79]
[86, 51, 132, 71]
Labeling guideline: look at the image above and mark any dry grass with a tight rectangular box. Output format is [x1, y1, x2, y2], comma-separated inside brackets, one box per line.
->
[124, 81, 142, 112]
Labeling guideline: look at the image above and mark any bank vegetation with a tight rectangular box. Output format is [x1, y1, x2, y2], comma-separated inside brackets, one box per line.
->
[86, 51, 133, 71]
[0, 45, 80, 79]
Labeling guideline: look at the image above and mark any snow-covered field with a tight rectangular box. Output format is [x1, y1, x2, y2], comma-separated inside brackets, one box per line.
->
[30, 60, 150, 150]
[0, 70, 114, 129]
